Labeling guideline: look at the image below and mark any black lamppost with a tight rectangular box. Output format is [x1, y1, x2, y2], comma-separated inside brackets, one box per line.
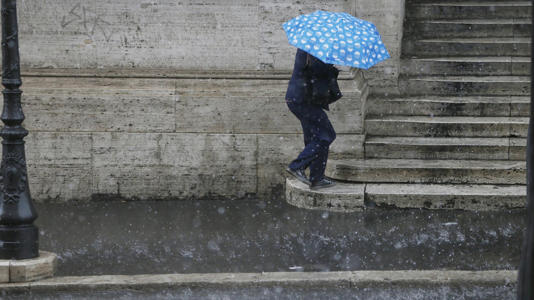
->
[517, 1, 534, 298]
[0, 0, 38, 260]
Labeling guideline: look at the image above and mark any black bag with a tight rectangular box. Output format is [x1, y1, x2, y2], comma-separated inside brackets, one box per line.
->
[304, 54, 343, 106]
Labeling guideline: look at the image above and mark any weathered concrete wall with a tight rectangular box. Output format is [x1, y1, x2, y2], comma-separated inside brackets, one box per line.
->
[4, 0, 396, 201]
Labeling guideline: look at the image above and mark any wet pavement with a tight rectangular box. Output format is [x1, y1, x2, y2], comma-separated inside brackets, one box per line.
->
[35, 199, 525, 276]
[3, 284, 516, 300]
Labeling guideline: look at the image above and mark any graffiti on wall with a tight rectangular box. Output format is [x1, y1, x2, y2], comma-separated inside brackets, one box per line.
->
[60, 3, 114, 42]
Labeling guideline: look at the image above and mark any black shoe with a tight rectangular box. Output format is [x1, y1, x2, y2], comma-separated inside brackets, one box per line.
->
[310, 178, 336, 190]
[285, 167, 311, 185]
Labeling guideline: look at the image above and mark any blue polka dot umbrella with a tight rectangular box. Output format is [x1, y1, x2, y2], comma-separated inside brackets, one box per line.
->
[283, 10, 390, 70]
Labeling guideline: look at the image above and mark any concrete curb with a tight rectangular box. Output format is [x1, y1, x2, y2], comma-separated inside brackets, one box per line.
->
[0, 270, 517, 293]
[0, 251, 57, 283]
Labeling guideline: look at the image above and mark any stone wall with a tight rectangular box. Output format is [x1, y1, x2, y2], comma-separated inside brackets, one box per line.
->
[21, 74, 366, 202]
[18, 0, 403, 82]
[7, 0, 404, 201]
[19, 0, 349, 71]
[352, 0, 406, 95]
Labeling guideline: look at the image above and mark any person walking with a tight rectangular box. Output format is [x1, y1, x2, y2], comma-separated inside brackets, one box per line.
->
[282, 10, 390, 190]
[285, 48, 341, 190]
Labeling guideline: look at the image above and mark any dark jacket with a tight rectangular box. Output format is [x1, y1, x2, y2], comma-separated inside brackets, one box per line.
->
[285, 48, 342, 111]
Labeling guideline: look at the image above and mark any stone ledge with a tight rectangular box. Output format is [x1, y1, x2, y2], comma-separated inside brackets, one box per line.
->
[0, 251, 57, 283]
[18, 68, 359, 80]
[0, 270, 516, 292]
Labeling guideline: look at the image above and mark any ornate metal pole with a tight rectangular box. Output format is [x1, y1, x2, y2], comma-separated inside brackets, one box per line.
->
[0, 0, 38, 259]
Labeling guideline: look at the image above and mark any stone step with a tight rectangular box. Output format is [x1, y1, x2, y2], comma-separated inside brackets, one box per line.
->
[401, 56, 530, 76]
[405, 19, 532, 39]
[286, 178, 365, 212]
[408, 0, 527, 2]
[365, 116, 528, 137]
[402, 37, 530, 57]
[366, 96, 530, 117]
[399, 75, 530, 96]
[286, 178, 525, 211]
[0, 271, 519, 299]
[364, 136, 525, 160]
[366, 183, 525, 210]
[406, 1, 532, 20]
[325, 158, 525, 184]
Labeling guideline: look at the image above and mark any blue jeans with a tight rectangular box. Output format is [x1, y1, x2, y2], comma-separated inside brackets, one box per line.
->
[286, 99, 336, 183]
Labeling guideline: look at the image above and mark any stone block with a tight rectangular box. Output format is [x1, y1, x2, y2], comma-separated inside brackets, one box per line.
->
[0, 261, 9, 283]
[175, 78, 366, 134]
[20, 77, 176, 133]
[258, 0, 352, 70]
[8, 251, 56, 283]
[96, 0, 261, 70]
[25, 132, 92, 165]
[510, 138, 527, 161]
[362, 35, 402, 94]
[512, 57, 531, 76]
[24, 132, 93, 202]
[175, 79, 299, 133]
[19, 0, 98, 69]
[354, 0, 406, 37]
[27, 165, 93, 202]
[22, 89, 175, 133]
[92, 133, 257, 199]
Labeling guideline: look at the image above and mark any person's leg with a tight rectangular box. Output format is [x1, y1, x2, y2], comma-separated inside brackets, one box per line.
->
[287, 102, 336, 181]
[285, 99, 314, 185]
[307, 112, 336, 183]
[287, 100, 314, 171]
[303, 118, 312, 147]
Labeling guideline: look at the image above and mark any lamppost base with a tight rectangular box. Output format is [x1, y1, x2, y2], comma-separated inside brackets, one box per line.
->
[0, 225, 38, 260]
[0, 250, 56, 283]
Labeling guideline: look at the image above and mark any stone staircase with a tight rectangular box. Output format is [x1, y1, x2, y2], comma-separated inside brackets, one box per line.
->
[286, 0, 531, 211]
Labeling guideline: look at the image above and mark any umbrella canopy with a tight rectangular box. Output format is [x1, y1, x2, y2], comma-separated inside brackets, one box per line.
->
[283, 10, 390, 70]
